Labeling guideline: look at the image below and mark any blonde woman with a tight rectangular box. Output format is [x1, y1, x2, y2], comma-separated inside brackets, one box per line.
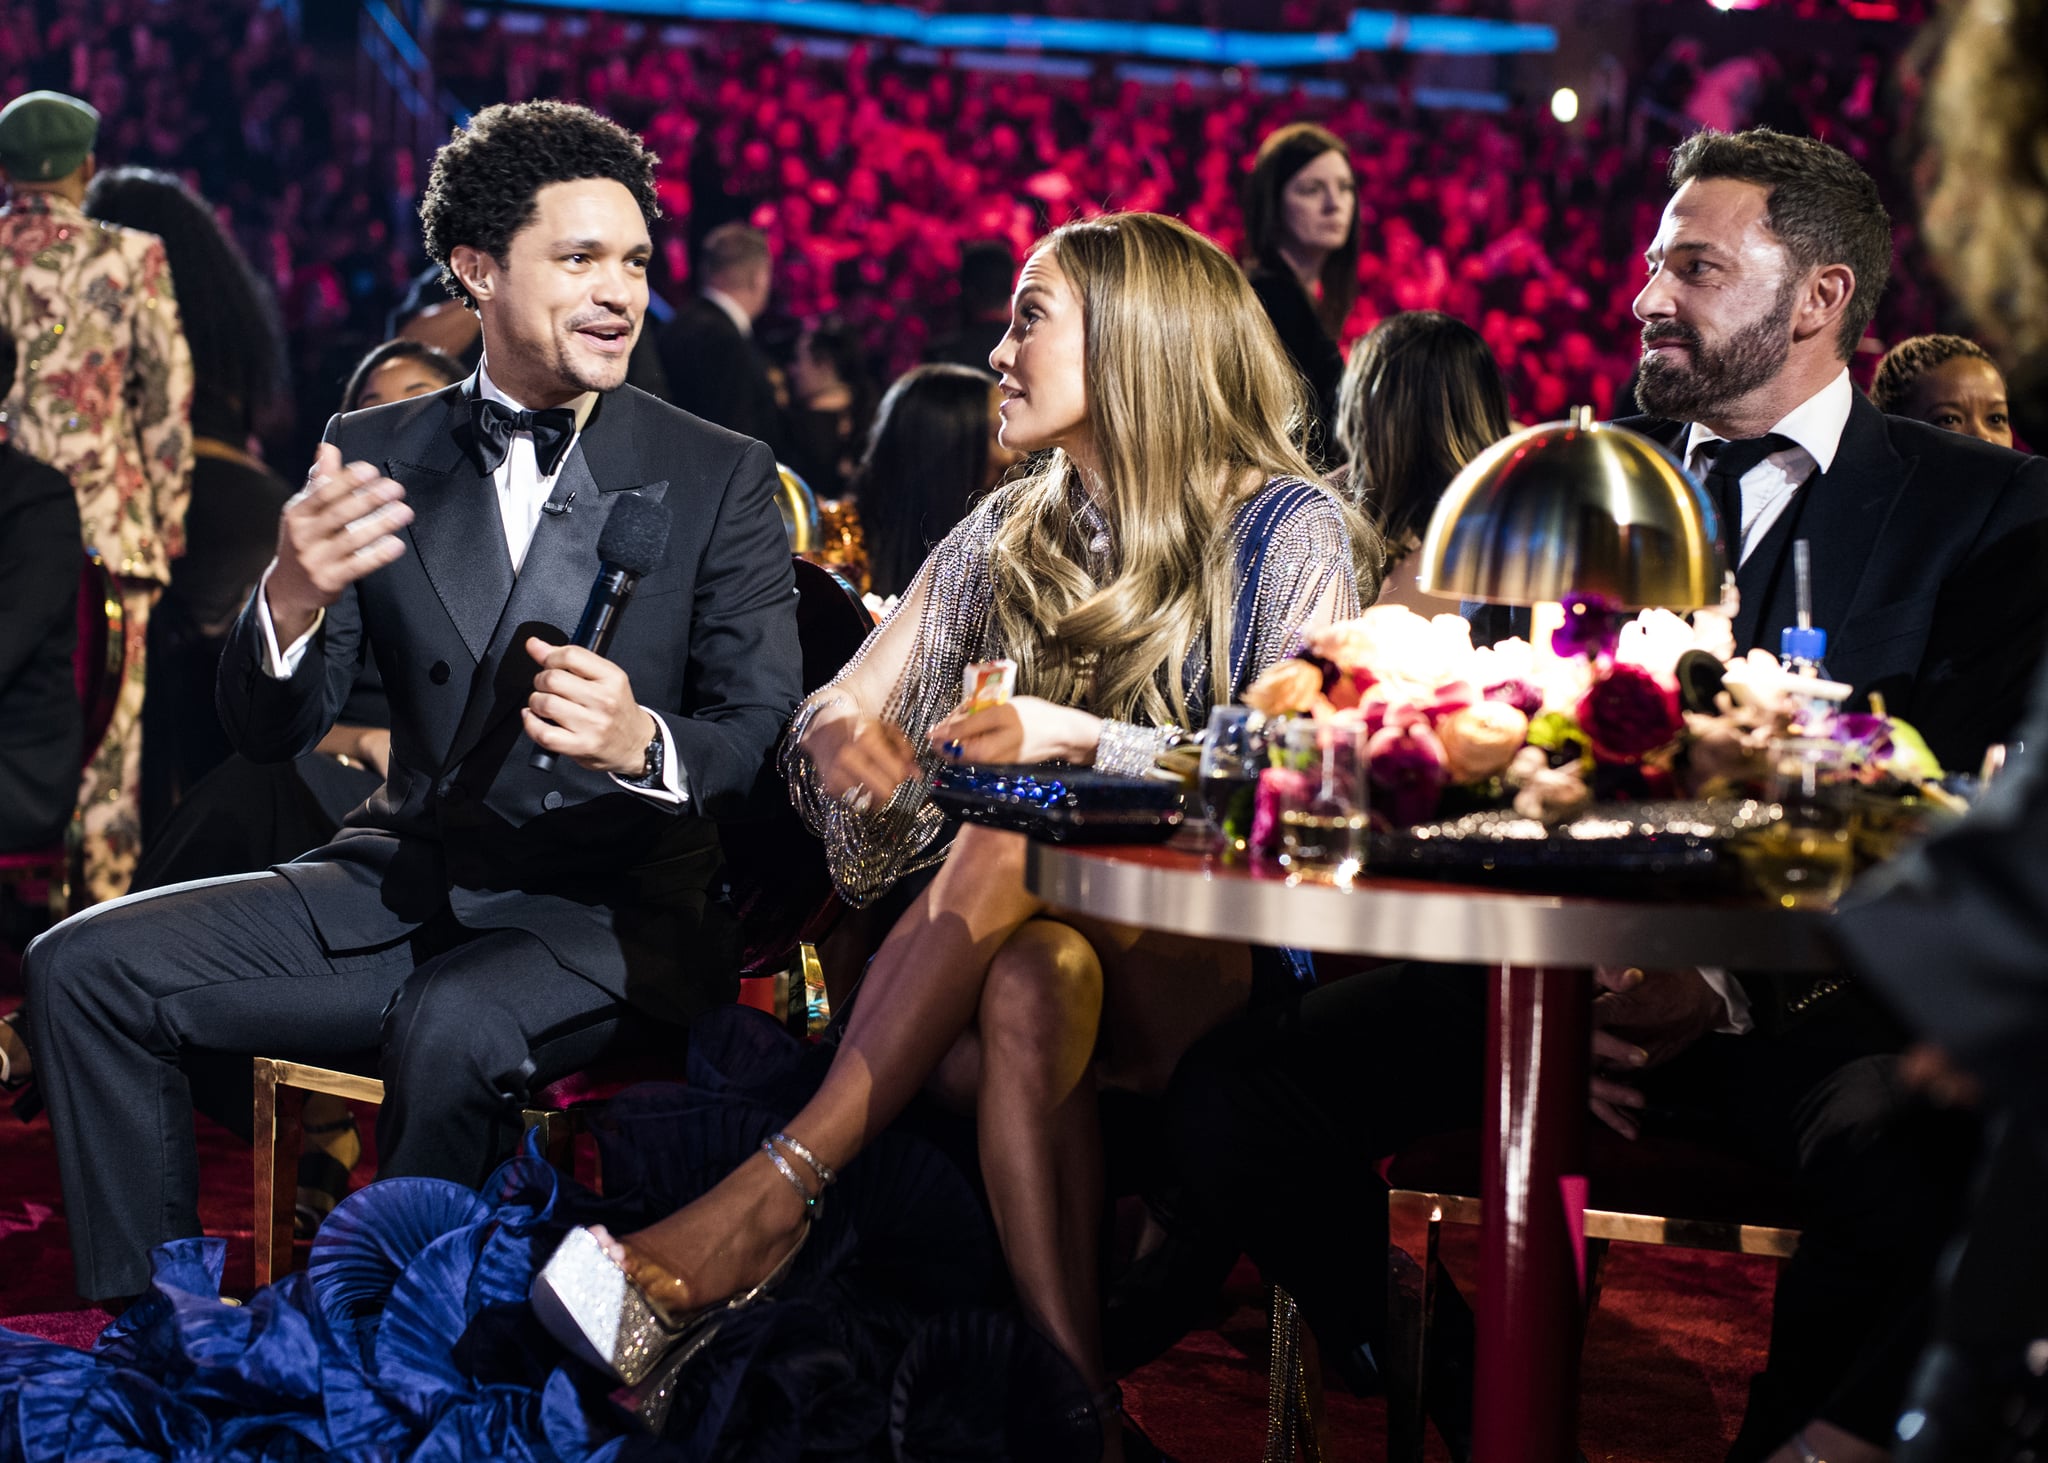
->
[533, 212, 1377, 1456]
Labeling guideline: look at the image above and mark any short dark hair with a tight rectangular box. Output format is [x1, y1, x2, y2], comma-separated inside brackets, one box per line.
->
[1869, 333, 2001, 414]
[851, 364, 997, 599]
[1667, 128, 1892, 360]
[341, 338, 466, 413]
[699, 222, 769, 287]
[419, 100, 660, 311]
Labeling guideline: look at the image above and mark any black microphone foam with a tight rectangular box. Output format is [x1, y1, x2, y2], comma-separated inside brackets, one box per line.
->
[597, 493, 671, 577]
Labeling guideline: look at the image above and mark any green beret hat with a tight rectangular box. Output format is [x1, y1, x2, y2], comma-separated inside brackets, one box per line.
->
[0, 92, 100, 183]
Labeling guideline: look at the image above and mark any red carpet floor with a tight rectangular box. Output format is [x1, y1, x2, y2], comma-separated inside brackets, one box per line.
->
[0, 989, 1774, 1460]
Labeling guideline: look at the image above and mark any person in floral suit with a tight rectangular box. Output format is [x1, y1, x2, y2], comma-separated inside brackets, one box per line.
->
[0, 91, 194, 901]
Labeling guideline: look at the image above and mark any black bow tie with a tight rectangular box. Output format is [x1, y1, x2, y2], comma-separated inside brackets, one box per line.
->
[467, 397, 579, 478]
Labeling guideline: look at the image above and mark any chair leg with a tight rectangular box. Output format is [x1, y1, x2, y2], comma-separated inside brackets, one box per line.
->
[251, 1060, 302, 1288]
[1584, 1236, 1612, 1321]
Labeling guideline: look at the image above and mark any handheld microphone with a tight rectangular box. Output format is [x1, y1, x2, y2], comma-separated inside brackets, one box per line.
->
[530, 492, 672, 772]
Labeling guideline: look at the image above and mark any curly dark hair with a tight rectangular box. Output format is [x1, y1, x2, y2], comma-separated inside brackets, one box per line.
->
[419, 100, 660, 310]
[1869, 334, 1999, 415]
[1668, 128, 1892, 360]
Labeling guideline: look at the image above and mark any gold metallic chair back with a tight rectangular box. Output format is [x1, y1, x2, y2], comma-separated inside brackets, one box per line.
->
[776, 462, 822, 554]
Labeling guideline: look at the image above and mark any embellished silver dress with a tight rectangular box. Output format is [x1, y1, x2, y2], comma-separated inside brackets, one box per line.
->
[784, 475, 1363, 906]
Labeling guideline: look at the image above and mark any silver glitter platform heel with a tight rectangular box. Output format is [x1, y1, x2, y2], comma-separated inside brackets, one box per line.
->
[528, 1130, 836, 1389]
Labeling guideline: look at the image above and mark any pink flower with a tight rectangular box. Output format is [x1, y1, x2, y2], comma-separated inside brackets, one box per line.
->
[1576, 662, 1682, 762]
[1368, 722, 1449, 827]
[1251, 767, 1313, 859]
[1483, 678, 1543, 717]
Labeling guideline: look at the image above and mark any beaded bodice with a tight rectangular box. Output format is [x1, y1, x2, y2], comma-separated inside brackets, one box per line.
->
[783, 474, 1364, 905]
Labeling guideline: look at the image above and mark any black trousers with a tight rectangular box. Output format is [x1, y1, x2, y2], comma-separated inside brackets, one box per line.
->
[1164, 963, 1975, 1460]
[23, 871, 640, 1301]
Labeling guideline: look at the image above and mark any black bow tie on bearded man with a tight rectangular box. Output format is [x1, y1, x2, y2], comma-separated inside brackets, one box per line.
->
[466, 397, 579, 478]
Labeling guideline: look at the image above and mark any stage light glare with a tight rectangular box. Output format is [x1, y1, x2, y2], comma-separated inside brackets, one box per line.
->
[1550, 87, 1579, 123]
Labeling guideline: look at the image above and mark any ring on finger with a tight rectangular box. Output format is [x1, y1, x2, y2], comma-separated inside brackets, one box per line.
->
[840, 782, 874, 814]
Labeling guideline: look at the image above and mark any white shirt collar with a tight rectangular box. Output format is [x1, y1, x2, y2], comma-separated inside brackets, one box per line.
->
[701, 286, 754, 338]
[1682, 368, 1854, 474]
[474, 360, 598, 433]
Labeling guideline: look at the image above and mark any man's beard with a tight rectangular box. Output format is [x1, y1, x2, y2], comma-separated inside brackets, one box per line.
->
[1635, 280, 1797, 421]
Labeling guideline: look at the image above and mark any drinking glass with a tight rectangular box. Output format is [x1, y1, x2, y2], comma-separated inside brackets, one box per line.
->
[1198, 705, 1261, 857]
[1275, 720, 1370, 878]
[1740, 739, 1855, 910]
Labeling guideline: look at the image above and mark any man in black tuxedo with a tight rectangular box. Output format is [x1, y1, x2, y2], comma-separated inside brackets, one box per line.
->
[22, 101, 801, 1303]
[656, 222, 787, 457]
[1165, 130, 2044, 1463]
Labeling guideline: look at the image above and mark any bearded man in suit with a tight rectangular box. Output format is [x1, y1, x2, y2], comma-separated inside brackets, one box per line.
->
[1162, 129, 2048, 1463]
[22, 100, 801, 1305]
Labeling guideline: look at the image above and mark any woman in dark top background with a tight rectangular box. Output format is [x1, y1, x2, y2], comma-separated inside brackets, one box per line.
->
[1241, 121, 1359, 458]
[83, 168, 293, 837]
[1331, 311, 1514, 610]
[848, 362, 1019, 600]
[784, 316, 877, 500]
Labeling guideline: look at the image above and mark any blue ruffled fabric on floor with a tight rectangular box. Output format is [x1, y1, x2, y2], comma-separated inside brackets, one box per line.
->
[0, 1008, 1097, 1462]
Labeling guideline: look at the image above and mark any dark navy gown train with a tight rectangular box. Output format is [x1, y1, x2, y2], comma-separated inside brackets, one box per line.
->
[0, 1008, 1098, 1461]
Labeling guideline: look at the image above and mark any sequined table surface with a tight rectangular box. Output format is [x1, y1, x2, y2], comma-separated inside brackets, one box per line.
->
[1025, 838, 1841, 1463]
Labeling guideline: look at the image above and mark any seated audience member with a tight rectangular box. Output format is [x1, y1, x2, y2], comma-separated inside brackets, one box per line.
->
[1241, 122, 1357, 454]
[0, 326, 83, 857]
[82, 167, 294, 836]
[22, 101, 801, 1307]
[924, 239, 1019, 373]
[1166, 128, 2048, 1463]
[851, 363, 1021, 600]
[1331, 310, 1514, 611]
[657, 221, 787, 455]
[344, 338, 467, 411]
[783, 317, 876, 500]
[526, 212, 1373, 1463]
[1869, 333, 2015, 448]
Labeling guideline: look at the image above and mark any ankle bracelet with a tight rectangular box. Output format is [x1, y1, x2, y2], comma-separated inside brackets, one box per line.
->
[768, 1130, 837, 1187]
[760, 1139, 820, 1213]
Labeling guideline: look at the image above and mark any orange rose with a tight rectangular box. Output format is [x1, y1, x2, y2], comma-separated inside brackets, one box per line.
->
[1439, 702, 1530, 782]
[1244, 658, 1323, 717]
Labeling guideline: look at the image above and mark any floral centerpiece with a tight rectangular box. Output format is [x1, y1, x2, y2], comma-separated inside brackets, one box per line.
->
[1239, 596, 1949, 835]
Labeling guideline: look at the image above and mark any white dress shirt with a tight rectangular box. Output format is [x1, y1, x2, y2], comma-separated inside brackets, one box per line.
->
[256, 362, 691, 806]
[1681, 368, 1855, 566]
[1676, 368, 1855, 1033]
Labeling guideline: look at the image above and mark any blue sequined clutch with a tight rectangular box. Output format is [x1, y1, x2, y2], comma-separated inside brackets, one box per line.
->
[927, 765, 1186, 844]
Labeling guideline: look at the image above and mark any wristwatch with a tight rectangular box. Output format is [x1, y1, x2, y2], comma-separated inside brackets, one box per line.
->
[623, 723, 665, 789]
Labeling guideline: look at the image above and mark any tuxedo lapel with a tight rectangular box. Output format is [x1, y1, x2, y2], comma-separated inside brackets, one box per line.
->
[388, 391, 515, 663]
[1733, 397, 1906, 654]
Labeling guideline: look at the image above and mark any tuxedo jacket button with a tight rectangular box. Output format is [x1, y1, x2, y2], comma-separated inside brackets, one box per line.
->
[543, 790, 564, 811]
[429, 661, 451, 685]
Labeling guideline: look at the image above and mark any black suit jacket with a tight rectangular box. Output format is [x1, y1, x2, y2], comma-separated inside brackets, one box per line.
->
[657, 296, 787, 458]
[216, 381, 802, 1021]
[1620, 395, 2048, 773]
[0, 444, 82, 852]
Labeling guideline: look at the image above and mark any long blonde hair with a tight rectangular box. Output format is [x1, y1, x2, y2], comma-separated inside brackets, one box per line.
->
[987, 212, 1374, 728]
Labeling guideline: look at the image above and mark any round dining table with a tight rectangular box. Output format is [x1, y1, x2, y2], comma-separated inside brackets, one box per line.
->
[1024, 837, 1842, 1463]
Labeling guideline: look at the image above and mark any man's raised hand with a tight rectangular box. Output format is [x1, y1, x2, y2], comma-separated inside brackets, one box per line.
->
[266, 444, 412, 645]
